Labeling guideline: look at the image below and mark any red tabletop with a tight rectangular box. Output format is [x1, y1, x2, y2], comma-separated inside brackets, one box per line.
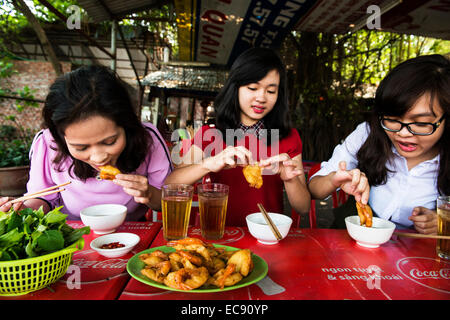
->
[0, 221, 161, 300]
[120, 226, 450, 300]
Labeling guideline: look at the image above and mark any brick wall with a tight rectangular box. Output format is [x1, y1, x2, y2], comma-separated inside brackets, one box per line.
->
[0, 60, 72, 136]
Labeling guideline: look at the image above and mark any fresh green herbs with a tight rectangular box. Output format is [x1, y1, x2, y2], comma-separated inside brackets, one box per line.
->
[0, 206, 90, 261]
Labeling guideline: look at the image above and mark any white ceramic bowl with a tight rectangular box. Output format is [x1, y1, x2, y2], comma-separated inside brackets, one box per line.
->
[345, 215, 396, 248]
[246, 212, 292, 245]
[90, 232, 140, 258]
[80, 204, 127, 234]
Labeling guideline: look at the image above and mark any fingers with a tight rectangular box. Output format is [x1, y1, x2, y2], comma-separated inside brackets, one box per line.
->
[360, 185, 370, 205]
[259, 154, 301, 180]
[114, 173, 147, 186]
[410, 206, 433, 216]
[352, 171, 369, 204]
[230, 146, 253, 165]
[221, 146, 253, 167]
[337, 167, 369, 204]
[338, 161, 347, 171]
[114, 174, 150, 199]
[412, 220, 437, 234]
[350, 169, 361, 187]
[0, 202, 12, 213]
[409, 208, 438, 234]
[0, 196, 17, 212]
[259, 153, 290, 167]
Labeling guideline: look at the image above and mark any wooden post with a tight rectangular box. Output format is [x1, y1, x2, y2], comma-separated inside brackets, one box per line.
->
[13, 0, 63, 76]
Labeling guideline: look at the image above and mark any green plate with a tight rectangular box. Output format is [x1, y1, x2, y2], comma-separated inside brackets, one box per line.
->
[126, 245, 268, 293]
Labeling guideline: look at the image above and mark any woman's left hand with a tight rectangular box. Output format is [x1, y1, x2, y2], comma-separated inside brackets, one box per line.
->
[113, 173, 155, 206]
[408, 206, 438, 234]
[259, 153, 304, 181]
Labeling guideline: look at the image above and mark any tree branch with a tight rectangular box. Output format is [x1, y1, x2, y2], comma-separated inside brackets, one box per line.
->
[12, 0, 62, 75]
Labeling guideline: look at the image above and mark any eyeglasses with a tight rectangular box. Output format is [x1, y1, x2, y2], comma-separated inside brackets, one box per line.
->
[380, 115, 445, 136]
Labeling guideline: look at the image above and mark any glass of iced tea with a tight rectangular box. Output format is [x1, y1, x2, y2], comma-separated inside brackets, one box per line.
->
[437, 195, 450, 260]
[198, 183, 229, 240]
[161, 184, 194, 240]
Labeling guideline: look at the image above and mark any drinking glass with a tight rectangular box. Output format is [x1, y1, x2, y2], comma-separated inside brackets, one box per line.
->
[161, 184, 193, 240]
[198, 183, 229, 240]
[437, 195, 450, 260]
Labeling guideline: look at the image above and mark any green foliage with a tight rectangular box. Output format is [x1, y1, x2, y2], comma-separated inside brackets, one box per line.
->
[283, 29, 450, 161]
[0, 55, 38, 167]
[0, 139, 31, 167]
[0, 206, 90, 261]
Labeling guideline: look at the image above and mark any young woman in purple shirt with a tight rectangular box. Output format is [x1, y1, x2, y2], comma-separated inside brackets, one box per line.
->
[0, 65, 172, 220]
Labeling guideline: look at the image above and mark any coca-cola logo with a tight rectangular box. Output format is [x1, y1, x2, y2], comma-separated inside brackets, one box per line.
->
[60, 249, 129, 283]
[188, 227, 245, 244]
[72, 257, 128, 269]
[397, 257, 450, 294]
[410, 268, 450, 280]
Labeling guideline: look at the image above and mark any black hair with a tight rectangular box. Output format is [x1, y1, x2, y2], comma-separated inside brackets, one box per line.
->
[214, 47, 291, 144]
[357, 54, 450, 195]
[43, 65, 151, 180]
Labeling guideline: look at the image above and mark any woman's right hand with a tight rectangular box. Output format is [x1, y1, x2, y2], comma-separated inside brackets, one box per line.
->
[0, 197, 24, 212]
[331, 161, 370, 204]
[202, 146, 254, 172]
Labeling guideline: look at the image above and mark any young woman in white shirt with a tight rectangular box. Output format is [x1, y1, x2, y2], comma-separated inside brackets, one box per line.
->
[308, 54, 449, 234]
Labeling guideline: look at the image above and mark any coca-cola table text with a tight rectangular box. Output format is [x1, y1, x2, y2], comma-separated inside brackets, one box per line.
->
[119, 226, 450, 300]
[0, 221, 161, 300]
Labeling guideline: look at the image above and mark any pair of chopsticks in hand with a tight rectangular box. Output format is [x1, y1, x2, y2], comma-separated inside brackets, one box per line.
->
[9, 181, 71, 204]
[257, 203, 283, 241]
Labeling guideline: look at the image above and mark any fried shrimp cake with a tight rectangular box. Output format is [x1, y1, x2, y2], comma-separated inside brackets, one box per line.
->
[356, 201, 373, 227]
[207, 264, 243, 289]
[167, 238, 212, 262]
[99, 165, 121, 180]
[164, 267, 209, 290]
[243, 164, 263, 189]
[243, 164, 263, 188]
[140, 261, 171, 283]
[227, 249, 254, 277]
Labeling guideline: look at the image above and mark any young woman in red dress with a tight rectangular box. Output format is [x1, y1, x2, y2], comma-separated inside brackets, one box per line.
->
[164, 48, 310, 226]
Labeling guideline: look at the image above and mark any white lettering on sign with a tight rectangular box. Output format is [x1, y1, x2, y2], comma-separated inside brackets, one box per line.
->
[242, 0, 307, 49]
[273, 1, 303, 28]
[321, 265, 404, 284]
[72, 258, 128, 269]
[410, 268, 450, 280]
[197, 0, 251, 64]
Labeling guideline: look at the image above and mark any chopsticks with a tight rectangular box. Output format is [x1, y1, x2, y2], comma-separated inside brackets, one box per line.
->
[10, 181, 71, 204]
[394, 231, 450, 240]
[257, 203, 283, 241]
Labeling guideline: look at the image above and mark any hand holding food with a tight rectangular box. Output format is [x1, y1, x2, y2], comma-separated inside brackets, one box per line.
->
[139, 237, 255, 290]
[112, 173, 155, 206]
[259, 153, 303, 182]
[332, 161, 370, 204]
[202, 146, 253, 172]
[356, 201, 373, 227]
[243, 164, 263, 188]
[99, 165, 121, 180]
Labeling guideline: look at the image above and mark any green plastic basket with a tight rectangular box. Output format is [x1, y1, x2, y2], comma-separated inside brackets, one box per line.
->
[0, 238, 84, 296]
